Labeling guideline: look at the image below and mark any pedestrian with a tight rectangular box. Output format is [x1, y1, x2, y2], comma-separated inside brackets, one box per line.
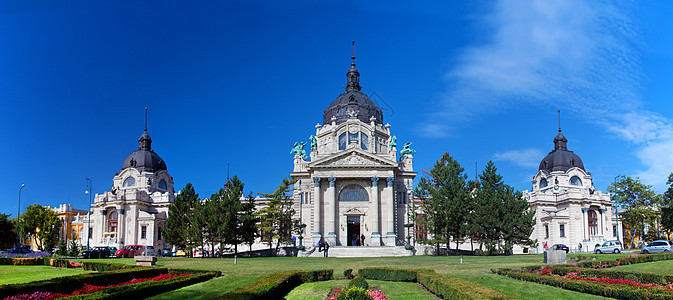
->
[360, 234, 365, 246]
[352, 234, 356, 246]
[318, 239, 324, 252]
[292, 236, 296, 246]
[324, 241, 329, 257]
[578, 243, 583, 252]
[544, 242, 548, 250]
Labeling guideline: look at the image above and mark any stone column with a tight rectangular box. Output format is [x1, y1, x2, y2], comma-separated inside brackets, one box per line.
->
[385, 177, 396, 246]
[312, 177, 322, 245]
[97, 210, 105, 244]
[370, 177, 381, 246]
[117, 208, 125, 247]
[599, 208, 606, 236]
[581, 208, 589, 241]
[326, 177, 337, 245]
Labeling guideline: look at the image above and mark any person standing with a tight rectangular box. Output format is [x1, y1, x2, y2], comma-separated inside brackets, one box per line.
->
[544, 242, 548, 251]
[318, 239, 324, 252]
[324, 241, 329, 257]
[360, 234, 365, 246]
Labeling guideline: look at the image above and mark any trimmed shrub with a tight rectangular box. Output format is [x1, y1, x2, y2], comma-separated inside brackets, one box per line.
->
[219, 269, 333, 299]
[543, 266, 666, 284]
[336, 287, 370, 300]
[576, 253, 673, 269]
[81, 261, 140, 272]
[344, 268, 354, 279]
[10, 258, 44, 265]
[347, 277, 369, 290]
[0, 257, 13, 265]
[45, 258, 72, 268]
[358, 267, 417, 282]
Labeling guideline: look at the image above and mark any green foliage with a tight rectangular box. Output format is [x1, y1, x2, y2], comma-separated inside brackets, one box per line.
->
[415, 152, 469, 251]
[257, 178, 298, 254]
[239, 193, 259, 253]
[56, 239, 67, 256]
[0, 213, 17, 249]
[347, 276, 369, 290]
[358, 267, 417, 282]
[164, 183, 200, 251]
[661, 173, 673, 236]
[608, 175, 660, 247]
[336, 287, 370, 300]
[67, 239, 78, 257]
[219, 269, 333, 299]
[19, 204, 61, 251]
[576, 252, 673, 269]
[344, 269, 354, 279]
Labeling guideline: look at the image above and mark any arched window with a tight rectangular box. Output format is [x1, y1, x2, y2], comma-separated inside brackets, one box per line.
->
[339, 184, 369, 202]
[539, 178, 548, 189]
[158, 179, 167, 190]
[588, 210, 597, 235]
[123, 177, 136, 187]
[570, 176, 582, 186]
[361, 133, 369, 150]
[108, 211, 118, 233]
[339, 133, 347, 150]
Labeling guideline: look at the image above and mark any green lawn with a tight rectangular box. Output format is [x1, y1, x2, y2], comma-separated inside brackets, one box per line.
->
[614, 258, 673, 275]
[0, 265, 90, 285]
[99, 254, 626, 299]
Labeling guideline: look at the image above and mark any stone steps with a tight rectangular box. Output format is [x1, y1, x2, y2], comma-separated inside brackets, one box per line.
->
[301, 246, 411, 258]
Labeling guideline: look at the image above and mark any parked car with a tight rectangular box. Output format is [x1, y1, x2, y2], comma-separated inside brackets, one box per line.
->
[115, 245, 146, 258]
[81, 247, 111, 259]
[161, 249, 171, 257]
[108, 247, 118, 255]
[551, 244, 569, 253]
[1, 246, 32, 255]
[594, 240, 623, 254]
[145, 246, 156, 256]
[641, 240, 672, 254]
[173, 249, 186, 257]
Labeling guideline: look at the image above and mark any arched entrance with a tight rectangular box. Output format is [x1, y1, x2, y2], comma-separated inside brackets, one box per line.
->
[339, 185, 368, 247]
[347, 216, 361, 246]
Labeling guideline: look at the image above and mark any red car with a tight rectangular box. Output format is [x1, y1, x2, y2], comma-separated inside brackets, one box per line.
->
[115, 245, 146, 258]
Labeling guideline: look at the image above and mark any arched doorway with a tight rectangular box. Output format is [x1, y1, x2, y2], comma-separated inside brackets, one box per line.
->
[339, 185, 368, 247]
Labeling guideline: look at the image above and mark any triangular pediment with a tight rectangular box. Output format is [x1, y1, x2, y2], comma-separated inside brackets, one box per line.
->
[309, 149, 397, 169]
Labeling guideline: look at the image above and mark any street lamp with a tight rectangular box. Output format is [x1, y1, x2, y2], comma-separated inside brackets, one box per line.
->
[613, 175, 621, 243]
[85, 178, 92, 251]
[404, 190, 414, 251]
[17, 184, 25, 247]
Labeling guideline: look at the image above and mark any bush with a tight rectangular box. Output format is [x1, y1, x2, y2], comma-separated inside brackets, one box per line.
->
[336, 287, 370, 300]
[576, 252, 673, 269]
[358, 267, 417, 282]
[543, 266, 666, 284]
[81, 261, 140, 272]
[45, 258, 72, 268]
[344, 269, 354, 279]
[56, 239, 67, 256]
[347, 277, 369, 290]
[219, 269, 333, 299]
[67, 240, 78, 257]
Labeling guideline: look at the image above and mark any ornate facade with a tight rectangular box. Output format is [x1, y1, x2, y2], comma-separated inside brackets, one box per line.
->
[290, 50, 416, 247]
[523, 128, 622, 253]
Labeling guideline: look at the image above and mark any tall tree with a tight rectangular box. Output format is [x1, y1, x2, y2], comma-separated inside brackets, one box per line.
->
[608, 175, 659, 248]
[0, 213, 16, 249]
[19, 204, 61, 251]
[415, 152, 469, 252]
[163, 183, 199, 251]
[239, 193, 259, 254]
[257, 178, 298, 255]
[661, 173, 673, 238]
[211, 176, 246, 255]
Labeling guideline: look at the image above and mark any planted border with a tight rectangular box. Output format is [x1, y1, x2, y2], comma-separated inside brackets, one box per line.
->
[358, 267, 509, 300]
[577, 253, 673, 269]
[219, 269, 333, 299]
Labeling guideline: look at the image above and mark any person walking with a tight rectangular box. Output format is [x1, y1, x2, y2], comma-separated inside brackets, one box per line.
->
[323, 241, 329, 257]
[318, 239, 324, 252]
[544, 242, 548, 251]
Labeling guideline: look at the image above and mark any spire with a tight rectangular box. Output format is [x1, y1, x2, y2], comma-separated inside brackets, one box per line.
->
[558, 109, 561, 133]
[553, 110, 567, 151]
[345, 40, 361, 92]
[138, 107, 152, 151]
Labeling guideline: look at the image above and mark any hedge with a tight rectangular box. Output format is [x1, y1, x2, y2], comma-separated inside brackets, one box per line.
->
[577, 253, 673, 269]
[81, 261, 141, 272]
[62, 271, 220, 300]
[494, 269, 673, 300]
[0, 267, 167, 298]
[358, 267, 509, 300]
[218, 269, 333, 299]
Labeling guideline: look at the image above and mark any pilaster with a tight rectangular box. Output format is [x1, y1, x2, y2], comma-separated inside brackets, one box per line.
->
[312, 177, 322, 245]
[385, 177, 396, 246]
[370, 176, 381, 246]
[326, 177, 337, 245]
[581, 208, 589, 241]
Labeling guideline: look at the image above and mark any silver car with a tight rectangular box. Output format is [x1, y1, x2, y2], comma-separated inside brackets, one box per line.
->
[594, 240, 623, 254]
[641, 240, 672, 254]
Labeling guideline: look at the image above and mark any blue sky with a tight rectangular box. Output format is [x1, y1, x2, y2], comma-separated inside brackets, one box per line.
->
[1, 1, 672, 217]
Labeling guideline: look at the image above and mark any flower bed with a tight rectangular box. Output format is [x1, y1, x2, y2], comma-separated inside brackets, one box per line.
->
[0, 252, 52, 259]
[327, 286, 388, 300]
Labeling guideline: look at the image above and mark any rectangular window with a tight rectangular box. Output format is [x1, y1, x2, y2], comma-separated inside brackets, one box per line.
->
[559, 225, 565, 237]
[88, 228, 93, 239]
[141, 226, 147, 239]
[545, 225, 549, 239]
[158, 227, 162, 240]
[613, 225, 617, 237]
[339, 133, 347, 150]
[361, 133, 369, 150]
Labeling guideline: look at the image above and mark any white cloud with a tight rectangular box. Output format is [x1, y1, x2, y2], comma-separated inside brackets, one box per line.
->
[422, 0, 673, 190]
[493, 148, 545, 168]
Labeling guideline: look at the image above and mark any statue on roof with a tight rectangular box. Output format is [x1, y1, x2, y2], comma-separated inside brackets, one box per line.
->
[309, 135, 318, 152]
[291, 142, 307, 160]
[389, 136, 397, 148]
[399, 142, 416, 161]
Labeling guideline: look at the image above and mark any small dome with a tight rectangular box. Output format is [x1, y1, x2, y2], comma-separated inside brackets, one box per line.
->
[539, 131, 585, 173]
[121, 131, 167, 172]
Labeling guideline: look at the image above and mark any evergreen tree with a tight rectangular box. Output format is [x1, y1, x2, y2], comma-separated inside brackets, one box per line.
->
[19, 204, 61, 251]
[609, 175, 660, 247]
[56, 239, 67, 256]
[240, 193, 259, 254]
[500, 185, 537, 253]
[0, 213, 16, 249]
[257, 178, 298, 256]
[163, 183, 199, 251]
[211, 176, 246, 255]
[67, 238, 78, 257]
[660, 173, 673, 238]
[415, 152, 469, 252]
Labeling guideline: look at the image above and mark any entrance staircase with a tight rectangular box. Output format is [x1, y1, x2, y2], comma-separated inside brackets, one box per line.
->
[300, 246, 411, 258]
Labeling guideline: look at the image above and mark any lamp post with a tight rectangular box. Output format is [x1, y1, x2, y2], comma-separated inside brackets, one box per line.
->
[297, 224, 306, 251]
[17, 184, 25, 247]
[404, 190, 414, 251]
[85, 178, 92, 251]
[613, 175, 621, 243]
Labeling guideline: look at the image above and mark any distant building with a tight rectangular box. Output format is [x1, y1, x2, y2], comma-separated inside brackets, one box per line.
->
[88, 124, 175, 251]
[523, 128, 622, 253]
[53, 204, 89, 245]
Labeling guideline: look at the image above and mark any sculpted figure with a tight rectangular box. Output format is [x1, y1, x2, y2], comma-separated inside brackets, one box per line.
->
[290, 142, 308, 160]
[389, 136, 397, 148]
[309, 135, 318, 152]
[399, 142, 416, 161]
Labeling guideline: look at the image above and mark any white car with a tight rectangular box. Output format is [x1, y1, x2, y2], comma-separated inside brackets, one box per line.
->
[594, 240, 623, 254]
[145, 246, 156, 256]
[641, 240, 672, 254]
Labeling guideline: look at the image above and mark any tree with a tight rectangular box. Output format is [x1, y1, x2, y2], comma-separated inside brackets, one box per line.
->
[661, 173, 673, 238]
[0, 213, 16, 249]
[608, 175, 659, 248]
[207, 176, 246, 256]
[163, 183, 200, 251]
[19, 204, 61, 251]
[239, 193, 258, 254]
[257, 178, 298, 255]
[415, 152, 469, 253]
[56, 239, 67, 256]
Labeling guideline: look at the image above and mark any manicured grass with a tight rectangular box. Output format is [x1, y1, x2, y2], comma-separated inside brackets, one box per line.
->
[285, 279, 436, 300]
[613, 258, 673, 275]
[0, 265, 90, 285]
[89, 254, 630, 299]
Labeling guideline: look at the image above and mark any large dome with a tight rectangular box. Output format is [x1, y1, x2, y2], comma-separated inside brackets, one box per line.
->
[539, 131, 585, 173]
[121, 131, 167, 172]
[323, 52, 383, 125]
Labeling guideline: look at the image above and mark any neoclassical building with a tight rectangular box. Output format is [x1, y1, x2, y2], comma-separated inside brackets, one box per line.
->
[290, 51, 416, 248]
[523, 128, 622, 253]
[87, 124, 176, 251]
